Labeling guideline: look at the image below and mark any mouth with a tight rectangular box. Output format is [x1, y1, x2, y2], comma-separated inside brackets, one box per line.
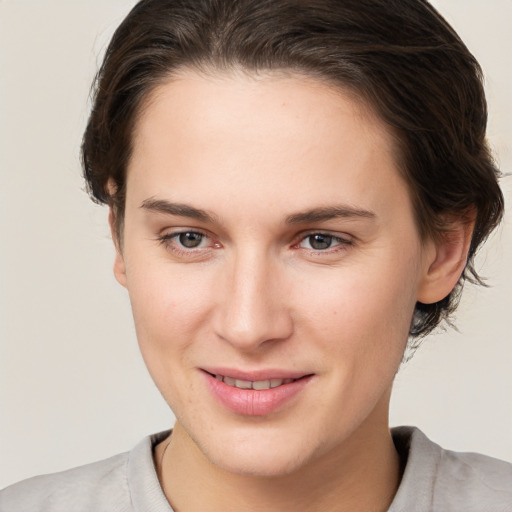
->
[202, 369, 313, 416]
[208, 372, 300, 390]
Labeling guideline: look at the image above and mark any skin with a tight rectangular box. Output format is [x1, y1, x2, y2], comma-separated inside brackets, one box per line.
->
[112, 70, 472, 512]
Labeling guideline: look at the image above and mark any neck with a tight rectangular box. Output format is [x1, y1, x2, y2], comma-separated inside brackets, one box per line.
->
[155, 415, 400, 512]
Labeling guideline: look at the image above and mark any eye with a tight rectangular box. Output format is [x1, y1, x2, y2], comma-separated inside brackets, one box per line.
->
[176, 231, 205, 248]
[305, 234, 334, 250]
[297, 233, 351, 251]
[158, 230, 214, 253]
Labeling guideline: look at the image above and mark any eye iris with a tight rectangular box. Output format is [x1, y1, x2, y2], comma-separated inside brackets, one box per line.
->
[179, 232, 203, 248]
[309, 234, 332, 250]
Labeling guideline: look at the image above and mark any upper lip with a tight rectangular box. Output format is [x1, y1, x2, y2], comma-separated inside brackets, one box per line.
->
[201, 367, 312, 381]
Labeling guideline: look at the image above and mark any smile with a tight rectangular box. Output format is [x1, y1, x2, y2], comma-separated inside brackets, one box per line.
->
[204, 371, 313, 416]
[213, 375, 296, 390]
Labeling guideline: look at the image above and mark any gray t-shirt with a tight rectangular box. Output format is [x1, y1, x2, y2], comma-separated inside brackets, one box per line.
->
[1, 427, 511, 511]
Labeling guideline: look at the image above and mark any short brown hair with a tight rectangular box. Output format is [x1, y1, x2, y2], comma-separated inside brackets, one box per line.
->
[82, 0, 504, 338]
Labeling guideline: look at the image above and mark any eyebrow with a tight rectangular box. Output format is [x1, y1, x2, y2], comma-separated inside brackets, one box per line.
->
[140, 198, 217, 223]
[140, 198, 376, 225]
[285, 206, 376, 224]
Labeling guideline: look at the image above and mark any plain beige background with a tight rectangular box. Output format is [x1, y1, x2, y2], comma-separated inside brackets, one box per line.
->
[1, 0, 511, 489]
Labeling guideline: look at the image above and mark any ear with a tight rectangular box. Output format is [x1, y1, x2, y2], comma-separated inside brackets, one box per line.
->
[417, 213, 475, 304]
[108, 207, 127, 288]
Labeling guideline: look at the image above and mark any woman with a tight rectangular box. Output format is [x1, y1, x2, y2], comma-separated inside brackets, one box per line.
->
[1, 0, 511, 510]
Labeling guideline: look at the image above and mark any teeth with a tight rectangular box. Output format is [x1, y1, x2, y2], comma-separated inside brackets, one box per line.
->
[253, 380, 271, 390]
[270, 379, 284, 388]
[216, 375, 295, 390]
[235, 379, 252, 389]
[224, 376, 236, 386]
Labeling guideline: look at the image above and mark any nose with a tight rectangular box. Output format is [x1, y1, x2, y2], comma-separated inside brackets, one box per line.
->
[214, 249, 294, 352]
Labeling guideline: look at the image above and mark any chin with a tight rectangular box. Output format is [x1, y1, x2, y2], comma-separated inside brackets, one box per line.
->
[210, 446, 309, 478]
[192, 424, 319, 478]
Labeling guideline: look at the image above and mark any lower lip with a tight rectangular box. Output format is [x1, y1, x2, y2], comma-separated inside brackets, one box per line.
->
[204, 372, 313, 416]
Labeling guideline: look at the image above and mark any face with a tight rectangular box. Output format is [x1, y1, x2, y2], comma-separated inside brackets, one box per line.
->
[115, 70, 442, 477]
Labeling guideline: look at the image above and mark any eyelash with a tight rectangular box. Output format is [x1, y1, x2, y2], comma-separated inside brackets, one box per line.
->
[295, 232, 353, 253]
[157, 230, 217, 257]
[156, 230, 353, 257]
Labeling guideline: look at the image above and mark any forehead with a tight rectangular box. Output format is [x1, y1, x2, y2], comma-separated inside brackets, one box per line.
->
[127, 69, 411, 224]
[135, 69, 389, 157]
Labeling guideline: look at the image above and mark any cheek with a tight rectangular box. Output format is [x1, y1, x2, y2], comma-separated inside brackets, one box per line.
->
[125, 267, 219, 415]
[294, 255, 419, 364]
[126, 262, 216, 362]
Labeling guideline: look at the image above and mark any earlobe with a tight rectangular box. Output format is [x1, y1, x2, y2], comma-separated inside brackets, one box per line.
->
[417, 214, 475, 304]
[108, 208, 127, 288]
[113, 251, 127, 288]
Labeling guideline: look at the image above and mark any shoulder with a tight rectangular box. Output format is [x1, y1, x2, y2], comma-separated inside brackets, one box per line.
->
[0, 452, 130, 512]
[390, 426, 512, 512]
[0, 431, 172, 512]
[434, 443, 512, 508]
